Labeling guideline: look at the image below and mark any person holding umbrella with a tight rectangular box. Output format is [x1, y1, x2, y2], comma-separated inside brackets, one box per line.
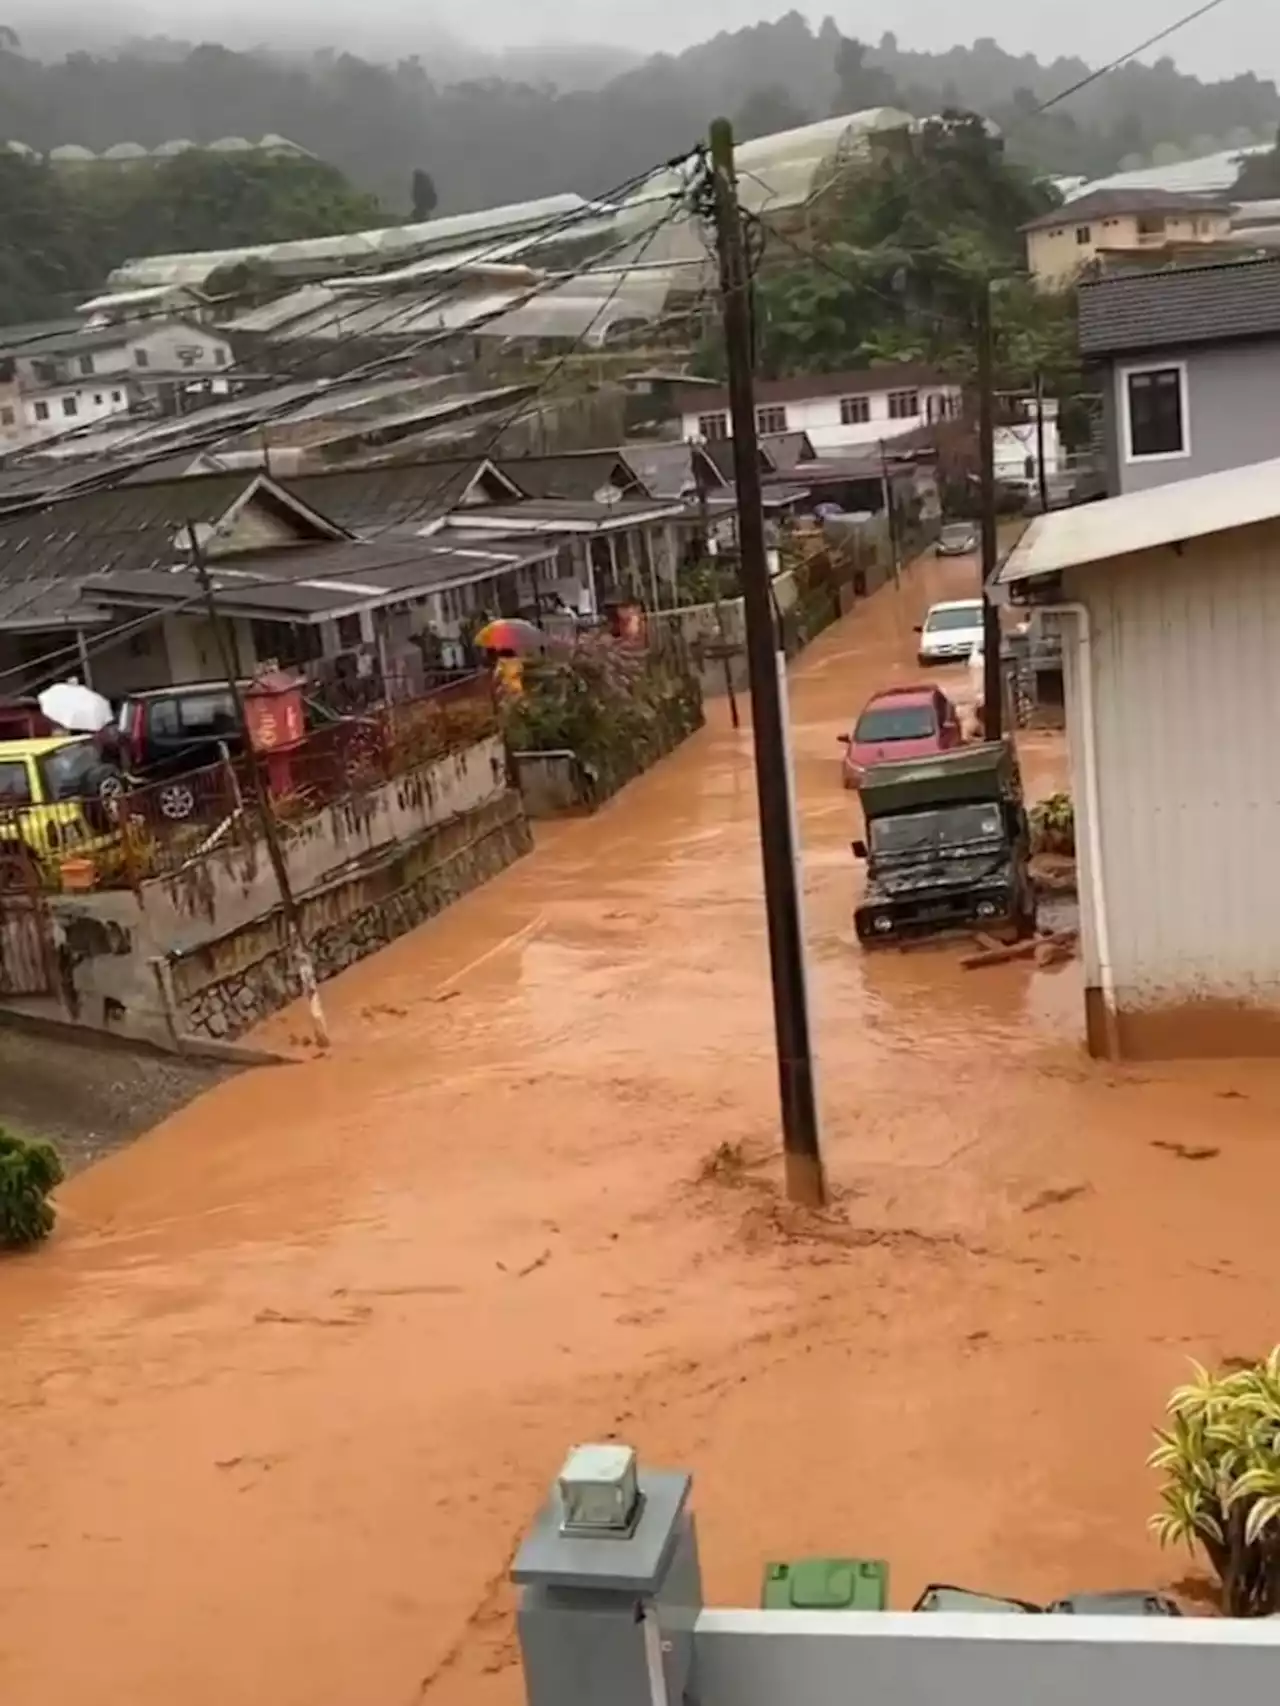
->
[474, 618, 545, 700]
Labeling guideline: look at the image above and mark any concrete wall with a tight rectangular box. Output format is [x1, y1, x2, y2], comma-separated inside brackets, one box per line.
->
[693, 1610, 1280, 1706]
[3, 734, 518, 1045]
[1063, 523, 1280, 1057]
[1106, 339, 1280, 494]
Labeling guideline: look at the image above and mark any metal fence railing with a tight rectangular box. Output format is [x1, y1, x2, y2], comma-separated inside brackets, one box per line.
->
[3, 672, 499, 893]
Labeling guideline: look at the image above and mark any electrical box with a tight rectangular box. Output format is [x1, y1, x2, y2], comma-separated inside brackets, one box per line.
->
[762, 1557, 888, 1611]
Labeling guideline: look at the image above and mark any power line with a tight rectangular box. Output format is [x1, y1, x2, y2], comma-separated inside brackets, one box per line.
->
[1, 163, 692, 475]
[1034, 0, 1233, 116]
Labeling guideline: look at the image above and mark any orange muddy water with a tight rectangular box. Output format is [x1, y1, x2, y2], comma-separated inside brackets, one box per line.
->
[3, 553, 1278, 1706]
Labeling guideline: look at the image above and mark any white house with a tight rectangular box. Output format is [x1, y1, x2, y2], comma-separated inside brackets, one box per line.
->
[0, 316, 234, 447]
[993, 397, 1064, 490]
[677, 365, 963, 455]
[996, 455, 1280, 1061]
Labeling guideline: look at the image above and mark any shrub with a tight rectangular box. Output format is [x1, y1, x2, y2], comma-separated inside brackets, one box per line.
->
[1149, 1351, 1280, 1615]
[1029, 792, 1074, 856]
[0, 1127, 65, 1249]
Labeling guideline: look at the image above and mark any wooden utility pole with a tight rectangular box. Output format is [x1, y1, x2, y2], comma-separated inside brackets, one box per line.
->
[878, 438, 901, 588]
[707, 118, 826, 1209]
[691, 446, 740, 729]
[1034, 372, 1050, 514]
[186, 524, 330, 1051]
[975, 281, 1003, 742]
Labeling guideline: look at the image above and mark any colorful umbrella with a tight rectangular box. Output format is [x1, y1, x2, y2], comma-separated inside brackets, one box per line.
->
[474, 617, 546, 656]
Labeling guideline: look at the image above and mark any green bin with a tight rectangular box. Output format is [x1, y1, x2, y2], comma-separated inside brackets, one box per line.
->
[762, 1557, 888, 1611]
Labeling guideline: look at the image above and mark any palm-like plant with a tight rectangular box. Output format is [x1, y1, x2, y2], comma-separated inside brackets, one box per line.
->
[1149, 1351, 1280, 1615]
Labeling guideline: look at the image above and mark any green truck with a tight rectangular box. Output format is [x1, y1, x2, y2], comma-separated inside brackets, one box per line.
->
[852, 741, 1034, 947]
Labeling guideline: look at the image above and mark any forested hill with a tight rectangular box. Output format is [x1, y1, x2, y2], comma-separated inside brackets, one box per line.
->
[1, 13, 1277, 213]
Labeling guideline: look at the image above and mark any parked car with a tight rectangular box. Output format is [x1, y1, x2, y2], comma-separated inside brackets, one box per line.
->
[839, 684, 962, 790]
[0, 736, 123, 876]
[113, 681, 346, 821]
[916, 598, 985, 665]
[935, 522, 977, 557]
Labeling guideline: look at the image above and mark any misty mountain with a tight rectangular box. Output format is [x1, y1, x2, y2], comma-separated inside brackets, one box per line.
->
[0, 12, 1276, 214]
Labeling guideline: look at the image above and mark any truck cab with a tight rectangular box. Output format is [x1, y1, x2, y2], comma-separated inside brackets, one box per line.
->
[852, 741, 1034, 947]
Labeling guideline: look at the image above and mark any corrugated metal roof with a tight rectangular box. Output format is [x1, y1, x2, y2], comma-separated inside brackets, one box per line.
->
[1078, 256, 1280, 357]
[999, 454, 1280, 583]
[1023, 187, 1232, 231]
[496, 453, 642, 501]
[1065, 145, 1271, 201]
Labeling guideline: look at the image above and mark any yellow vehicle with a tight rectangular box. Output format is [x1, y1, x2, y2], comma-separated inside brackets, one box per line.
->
[0, 736, 122, 877]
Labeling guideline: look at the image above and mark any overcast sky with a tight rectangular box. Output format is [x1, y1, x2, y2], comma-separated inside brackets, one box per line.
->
[28, 0, 1280, 83]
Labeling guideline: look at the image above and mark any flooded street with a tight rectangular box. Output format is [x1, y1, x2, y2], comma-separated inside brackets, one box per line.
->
[3, 552, 1280, 1705]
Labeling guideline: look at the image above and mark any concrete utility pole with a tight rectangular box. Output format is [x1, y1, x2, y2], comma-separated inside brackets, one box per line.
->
[186, 524, 329, 1051]
[691, 446, 740, 729]
[975, 280, 1004, 741]
[706, 118, 826, 1210]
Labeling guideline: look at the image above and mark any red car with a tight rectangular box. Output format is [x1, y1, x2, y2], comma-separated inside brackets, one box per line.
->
[839, 685, 962, 790]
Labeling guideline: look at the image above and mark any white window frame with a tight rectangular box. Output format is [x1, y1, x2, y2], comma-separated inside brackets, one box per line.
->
[697, 411, 729, 442]
[1120, 359, 1191, 465]
[839, 395, 871, 426]
[887, 389, 920, 421]
[756, 404, 788, 435]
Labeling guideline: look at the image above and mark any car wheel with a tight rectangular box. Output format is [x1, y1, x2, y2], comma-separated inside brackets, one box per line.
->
[158, 781, 197, 821]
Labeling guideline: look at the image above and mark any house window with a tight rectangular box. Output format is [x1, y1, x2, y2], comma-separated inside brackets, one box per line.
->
[1137, 215, 1165, 237]
[214, 347, 228, 366]
[0, 406, 13, 426]
[251, 619, 322, 669]
[698, 411, 729, 441]
[78, 353, 95, 375]
[336, 613, 363, 649]
[33, 400, 49, 421]
[925, 393, 958, 423]
[62, 396, 78, 417]
[111, 390, 122, 403]
[93, 393, 103, 405]
[1125, 365, 1187, 460]
[134, 348, 150, 368]
[1075, 226, 1092, 245]
[756, 404, 788, 435]
[887, 390, 920, 420]
[176, 346, 202, 368]
[839, 395, 871, 426]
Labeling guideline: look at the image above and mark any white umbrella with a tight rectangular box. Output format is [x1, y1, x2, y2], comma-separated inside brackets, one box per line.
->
[38, 680, 114, 734]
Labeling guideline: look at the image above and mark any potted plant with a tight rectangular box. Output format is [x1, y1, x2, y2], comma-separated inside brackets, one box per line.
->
[1149, 1350, 1280, 1615]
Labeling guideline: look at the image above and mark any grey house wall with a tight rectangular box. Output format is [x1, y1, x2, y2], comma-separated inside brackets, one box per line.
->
[1107, 338, 1280, 494]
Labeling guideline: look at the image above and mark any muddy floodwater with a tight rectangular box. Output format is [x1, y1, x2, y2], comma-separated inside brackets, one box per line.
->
[3, 554, 1279, 1705]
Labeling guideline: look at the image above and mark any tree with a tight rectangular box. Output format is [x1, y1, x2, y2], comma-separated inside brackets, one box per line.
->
[410, 167, 438, 220]
[733, 86, 811, 143]
[0, 1127, 64, 1249]
[831, 36, 901, 116]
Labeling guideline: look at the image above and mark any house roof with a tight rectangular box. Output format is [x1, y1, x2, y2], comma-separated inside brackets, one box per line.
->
[86, 536, 560, 624]
[285, 458, 525, 530]
[1077, 255, 1280, 358]
[677, 364, 953, 415]
[759, 430, 818, 471]
[494, 452, 644, 502]
[1021, 187, 1234, 233]
[446, 497, 684, 534]
[998, 454, 1280, 586]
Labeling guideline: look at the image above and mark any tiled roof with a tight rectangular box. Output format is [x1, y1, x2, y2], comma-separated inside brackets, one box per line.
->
[1022, 187, 1234, 232]
[1077, 255, 1280, 358]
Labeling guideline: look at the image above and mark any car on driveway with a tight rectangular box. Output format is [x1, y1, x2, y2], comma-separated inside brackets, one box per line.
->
[839, 684, 963, 790]
[916, 598, 985, 666]
[935, 522, 977, 557]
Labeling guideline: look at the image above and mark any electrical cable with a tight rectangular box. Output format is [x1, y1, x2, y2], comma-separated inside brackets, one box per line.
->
[0, 200, 692, 697]
[2, 153, 699, 475]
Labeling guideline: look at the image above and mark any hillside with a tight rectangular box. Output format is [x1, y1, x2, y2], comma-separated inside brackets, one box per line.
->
[0, 13, 1276, 213]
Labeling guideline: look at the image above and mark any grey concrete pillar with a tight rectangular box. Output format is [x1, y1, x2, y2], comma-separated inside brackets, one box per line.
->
[512, 1444, 704, 1706]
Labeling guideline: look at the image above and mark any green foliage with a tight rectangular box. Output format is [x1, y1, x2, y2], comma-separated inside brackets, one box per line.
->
[0, 150, 386, 321]
[503, 640, 701, 790]
[410, 167, 438, 221]
[0, 19, 1272, 217]
[0, 1126, 64, 1249]
[1150, 1351, 1280, 1616]
[1029, 792, 1074, 856]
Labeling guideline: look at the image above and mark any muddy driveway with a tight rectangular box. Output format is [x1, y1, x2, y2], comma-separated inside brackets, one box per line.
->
[2, 553, 1278, 1706]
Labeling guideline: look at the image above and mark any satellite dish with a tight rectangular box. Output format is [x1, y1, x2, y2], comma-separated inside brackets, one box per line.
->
[593, 483, 623, 507]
